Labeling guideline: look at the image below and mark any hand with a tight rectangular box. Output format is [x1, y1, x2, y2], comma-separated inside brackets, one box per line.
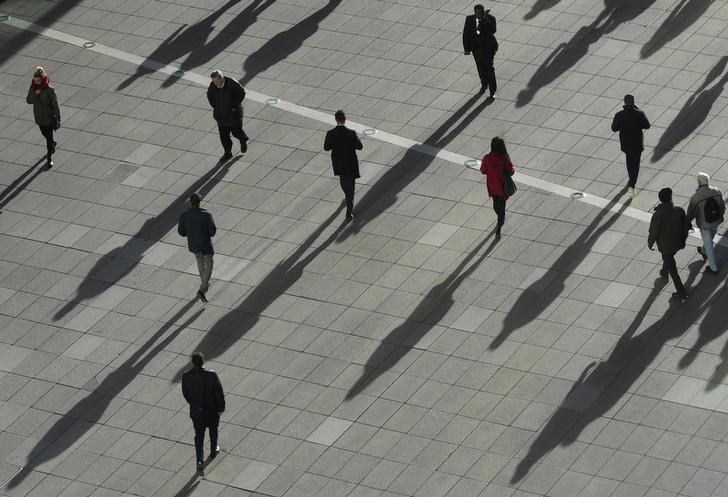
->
[35, 89, 41, 94]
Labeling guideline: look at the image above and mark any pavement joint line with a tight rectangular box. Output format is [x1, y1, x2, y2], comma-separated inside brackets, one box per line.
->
[4, 14, 717, 246]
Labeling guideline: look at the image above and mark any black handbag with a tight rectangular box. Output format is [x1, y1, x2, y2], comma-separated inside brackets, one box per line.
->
[503, 158, 516, 196]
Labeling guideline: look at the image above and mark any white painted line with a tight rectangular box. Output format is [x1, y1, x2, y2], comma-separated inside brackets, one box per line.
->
[1, 14, 715, 246]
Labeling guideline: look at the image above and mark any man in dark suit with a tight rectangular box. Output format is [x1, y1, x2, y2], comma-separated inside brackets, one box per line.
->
[611, 94, 651, 197]
[324, 110, 363, 221]
[463, 4, 498, 97]
[207, 69, 248, 163]
[182, 352, 226, 475]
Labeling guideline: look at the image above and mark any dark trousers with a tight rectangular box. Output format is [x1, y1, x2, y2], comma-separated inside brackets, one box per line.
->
[192, 416, 219, 464]
[339, 175, 355, 215]
[625, 151, 641, 188]
[217, 122, 248, 154]
[661, 252, 685, 295]
[493, 195, 506, 231]
[473, 48, 497, 95]
[39, 125, 55, 158]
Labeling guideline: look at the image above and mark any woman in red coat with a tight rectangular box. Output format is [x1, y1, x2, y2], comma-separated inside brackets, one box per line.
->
[480, 137, 515, 239]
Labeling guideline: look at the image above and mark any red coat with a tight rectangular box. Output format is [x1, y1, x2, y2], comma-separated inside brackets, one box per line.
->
[480, 153, 515, 199]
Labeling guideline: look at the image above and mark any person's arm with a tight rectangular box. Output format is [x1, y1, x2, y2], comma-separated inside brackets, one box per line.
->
[353, 130, 363, 151]
[507, 158, 515, 176]
[178, 215, 187, 237]
[214, 373, 225, 413]
[232, 81, 245, 107]
[686, 198, 697, 223]
[208, 214, 217, 237]
[485, 13, 496, 34]
[463, 18, 471, 54]
[641, 111, 651, 130]
[26, 84, 36, 104]
[611, 112, 620, 132]
[324, 130, 332, 151]
[681, 209, 690, 247]
[206, 85, 214, 108]
[479, 156, 488, 175]
[647, 214, 659, 249]
[50, 87, 61, 123]
[182, 376, 191, 404]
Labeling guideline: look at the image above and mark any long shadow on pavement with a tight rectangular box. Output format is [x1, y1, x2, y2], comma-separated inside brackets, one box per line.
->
[346, 233, 498, 399]
[337, 93, 492, 243]
[512, 257, 715, 483]
[516, 0, 657, 107]
[640, 0, 713, 59]
[0, 158, 46, 211]
[53, 156, 240, 321]
[238, 0, 341, 87]
[491, 190, 628, 350]
[651, 56, 728, 163]
[6, 300, 202, 489]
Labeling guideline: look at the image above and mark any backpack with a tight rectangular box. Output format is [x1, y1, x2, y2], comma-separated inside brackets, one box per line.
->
[704, 195, 723, 224]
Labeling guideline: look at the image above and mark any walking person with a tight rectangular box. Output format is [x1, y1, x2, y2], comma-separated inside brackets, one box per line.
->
[207, 69, 248, 163]
[611, 94, 650, 197]
[480, 137, 515, 240]
[178, 193, 216, 303]
[648, 188, 690, 301]
[462, 4, 498, 98]
[26, 67, 60, 168]
[182, 352, 225, 475]
[324, 110, 362, 221]
[687, 172, 725, 274]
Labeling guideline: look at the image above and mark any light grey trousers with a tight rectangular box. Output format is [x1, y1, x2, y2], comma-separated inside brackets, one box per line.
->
[195, 253, 213, 293]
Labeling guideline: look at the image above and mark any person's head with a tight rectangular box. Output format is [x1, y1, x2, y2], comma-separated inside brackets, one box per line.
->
[490, 136, 507, 156]
[658, 187, 672, 204]
[191, 352, 204, 368]
[334, 110, 346, 124]
[474, 4, 485, 17]
[698, 172, 710, 186]
[210, 69, 224, 88]
[624, 94, 635, 107]
[33, 66, 46, 85]
[189, 193, 201, 208]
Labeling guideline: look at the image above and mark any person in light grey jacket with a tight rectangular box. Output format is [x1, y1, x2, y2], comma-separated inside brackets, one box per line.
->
[687, 172, 725, 274]
[178, 193, 217, 302]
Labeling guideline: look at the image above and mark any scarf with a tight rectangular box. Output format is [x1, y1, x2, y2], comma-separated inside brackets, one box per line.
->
[32, 76, 50, 90]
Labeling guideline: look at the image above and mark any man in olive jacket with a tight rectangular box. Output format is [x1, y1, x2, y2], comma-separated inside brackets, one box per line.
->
[207, 69, 248, 162]
[687, 172, 725, 274]
[611, 94, 650, 197]
[648, 188, 690, 300]
[182, 352, 225, 474]
[178, 193, 216, 302]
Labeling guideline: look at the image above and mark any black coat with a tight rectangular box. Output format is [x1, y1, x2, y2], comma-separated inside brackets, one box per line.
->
[324, 125, 363, 178]
[182, 367, 225, 421]
[207, 76, 245, 126]
[462, 13, 497, 53]
[611, 105, 650, 153]
[178, 208, 216, 255]
[648, 202, 690, 255]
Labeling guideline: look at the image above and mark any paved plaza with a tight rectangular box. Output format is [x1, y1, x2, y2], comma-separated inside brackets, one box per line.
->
[3, 0, 728, 496]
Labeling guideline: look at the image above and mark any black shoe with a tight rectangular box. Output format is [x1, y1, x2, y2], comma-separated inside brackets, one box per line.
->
[196, 462, 204, 475]
[488, 92, 496, 100]
[197, 290, 208, 303]
[240, 140, 248, 153]
[479, 85, 486, 95]
[672, 292, 688, 301]
[659, 269, 668, 279]
[219, 152, 233, 163]
[705, 266, 719, 274]
[210, 446, 220, 460]
[697, 247, 707, 261]
[46, 157, 53, 168]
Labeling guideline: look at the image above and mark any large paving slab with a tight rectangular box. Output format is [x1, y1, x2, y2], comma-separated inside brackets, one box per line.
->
[2, 0, 728, 496]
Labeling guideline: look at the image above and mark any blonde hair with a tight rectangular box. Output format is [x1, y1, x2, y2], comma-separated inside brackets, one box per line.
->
[33, 66, 46, 79]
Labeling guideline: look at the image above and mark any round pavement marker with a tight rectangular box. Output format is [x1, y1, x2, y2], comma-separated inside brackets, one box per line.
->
[173, 69, 185, 77]
[363, 128, 376, 136]
[0, 16, 10, 22]
[465, 159, 479, 170]
[83, 41, 95, 48]
[265, 98, 279, 105]
[570, 192, 584, 200]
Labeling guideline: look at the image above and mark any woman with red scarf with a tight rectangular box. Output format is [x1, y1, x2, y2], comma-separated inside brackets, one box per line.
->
[26, 67, 61, 168]
[480, 136, 515, 240]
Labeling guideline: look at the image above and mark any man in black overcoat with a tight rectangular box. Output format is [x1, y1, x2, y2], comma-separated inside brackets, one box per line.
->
[611, 94, 651, 197]
[207, 69, 249, 162]
[463, 4, 498, 97]
[324, 110, 363, 221]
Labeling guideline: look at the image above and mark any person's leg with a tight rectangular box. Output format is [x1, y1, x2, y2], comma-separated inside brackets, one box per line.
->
[472, 50, 488, 90]
[486, 53, 497, 96]
[39, 125, 54, 163]
[200, 254, 213, 293]
[339, 175, 355, 218]
[625, 152, 640, 188]
[229, 121, 248, 152]
[493, 196, 505, 237]
[662, 253, 685, 295]
[193, 419, 205, 464]
[218, 124, 233, 156]
[701, 227, 718, 271]
[209, 417, 219, 456]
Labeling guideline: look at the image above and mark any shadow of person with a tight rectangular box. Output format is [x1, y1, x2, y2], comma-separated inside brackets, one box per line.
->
[117, 0, 275, 90]
[517, 0, 656, 107]
[346, 233, 499, 399]
[491, 190, 629, 350]
[524, 0, 563, 20]
[337, 93, 493, 243]
[0, 157, 46, 212]
[5, 300, 202, 490]
[651, 56, 728, 163]
[171, 204, 346, 380]
[52, 157, 241, 321]
[238, 0, 341, 87]
[640, 0, 713, 59]
[512, 258, 712, 483]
